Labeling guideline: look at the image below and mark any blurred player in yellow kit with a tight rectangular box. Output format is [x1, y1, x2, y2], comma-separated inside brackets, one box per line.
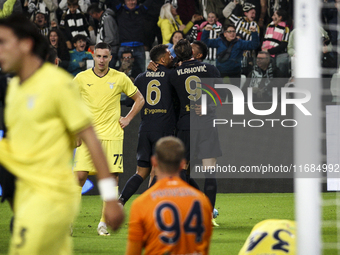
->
[0, 14, 124, 254]
[239, 219, 296, 255]
[73, 42, 144, 235]
[126, 136, 213, 255]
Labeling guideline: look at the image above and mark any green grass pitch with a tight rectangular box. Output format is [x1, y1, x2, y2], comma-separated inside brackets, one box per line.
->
[0, 193, 337, 254]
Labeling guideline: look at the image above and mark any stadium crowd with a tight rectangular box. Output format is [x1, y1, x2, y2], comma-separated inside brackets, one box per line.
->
[0, 0, 338, 95]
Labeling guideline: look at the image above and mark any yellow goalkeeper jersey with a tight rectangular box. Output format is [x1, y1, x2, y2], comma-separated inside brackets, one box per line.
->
[74, 68, 137, 140]
[0, 63, 92, 200]
[239, 219, 296, 255]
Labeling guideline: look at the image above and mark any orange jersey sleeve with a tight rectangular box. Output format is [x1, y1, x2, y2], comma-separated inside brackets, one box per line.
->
[127, 177, 213, 255]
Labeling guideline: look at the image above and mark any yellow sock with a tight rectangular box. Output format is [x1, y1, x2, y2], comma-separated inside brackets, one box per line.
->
[100, 186, 119, 224]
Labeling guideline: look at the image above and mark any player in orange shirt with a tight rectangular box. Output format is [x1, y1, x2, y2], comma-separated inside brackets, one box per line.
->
[126, 136, 213, 255]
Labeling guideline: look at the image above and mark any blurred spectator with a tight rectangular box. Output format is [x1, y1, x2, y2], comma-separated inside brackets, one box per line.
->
[59, 0, 90, 14]
[0, 0, 21, 18]
[201, 24, 259, 82]
[157, 3, 202, 44]
[223, 2, 259, 40]
[243, 51, 285, 102]
[197, 12, 222, 62]
[140, 0, 163, 51]
[59, 0, 92, 50]
[27, 0, 58, 26]
[267, 0, 293, 25]
[48, 28, 70, 70]
[223, 2, 259, 75]
[262, 9, 290, 76]
[119, 50, 137, 82]
[34, 11, 49, 37]
[262, 9, 289, 56]
[288, 27, 333, 57]
[67, 34, 93, 76]
[88, 3, 119, 68]
[167, 30, 184, 58]
[111, 0, 157, 75]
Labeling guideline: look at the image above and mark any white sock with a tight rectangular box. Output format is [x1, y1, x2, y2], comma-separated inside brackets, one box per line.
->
[98, 221, 107, 228]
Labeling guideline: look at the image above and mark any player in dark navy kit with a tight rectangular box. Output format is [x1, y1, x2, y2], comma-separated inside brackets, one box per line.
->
[170, 39, 223, 226]
[119, 44, 176, 205]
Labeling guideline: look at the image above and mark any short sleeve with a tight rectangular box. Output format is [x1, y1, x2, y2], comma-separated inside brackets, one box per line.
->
[55, 78, 92, 134]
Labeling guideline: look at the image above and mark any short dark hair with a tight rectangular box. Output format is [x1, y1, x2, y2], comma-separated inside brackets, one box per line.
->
[150, 44, 168, 62]
[192, 40, 208, 61]
[121, 50, 133, 58]
[223, 24, 236, 32]
[154, 136, 185, 173]
[72, 34, 87, 45]
[87, 3, 102, 14]
[276, 9, 288, 22]
[0, 13, 49, 60]
[67, 0, 78, 6]
[169, 30, 184, 45]
[94, 42, 111, 52]
[257, 51, 270, 58]
[46, 46, 58, 64]
[174, 39, 192, 62]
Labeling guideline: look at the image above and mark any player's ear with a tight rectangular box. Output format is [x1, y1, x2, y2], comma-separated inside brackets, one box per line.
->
[151, 155, 158, 168]
[179, 159, 186, 171]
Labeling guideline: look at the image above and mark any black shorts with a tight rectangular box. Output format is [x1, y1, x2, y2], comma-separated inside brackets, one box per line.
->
[0, 164, 15, 203]
[191, 127, 222, 160]
[137, 131, 174, 168]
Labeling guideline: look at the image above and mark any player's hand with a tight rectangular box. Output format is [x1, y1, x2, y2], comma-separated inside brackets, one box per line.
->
[204, 24, 213, 31]
[119, 116, 130, 129]
[195, 104, 202, 116]
[147, 61, 158, 72]
[104, 200, 124, 231]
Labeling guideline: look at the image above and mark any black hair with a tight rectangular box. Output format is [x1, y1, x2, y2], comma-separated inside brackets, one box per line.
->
[192, 40, 208, 61]
[0, 13, 49, 60]
[72, 34, 87, 45]
[94, 42, 112, 52]
[46, 46, 58, 64]
[121, 50, 134, 57]
[150, 44, 168, 62]
[87, 3, 102, 14]
[67, 0, 78, 6]
[48, 28, 68, 52]
[169, 30, 184, 45]
[276, 9, 288, 22]
[174, 39, 192, 62]
[223, 24, 236, 32]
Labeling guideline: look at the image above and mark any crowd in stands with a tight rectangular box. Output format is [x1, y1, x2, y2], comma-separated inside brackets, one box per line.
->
[0, 0, 339, 102]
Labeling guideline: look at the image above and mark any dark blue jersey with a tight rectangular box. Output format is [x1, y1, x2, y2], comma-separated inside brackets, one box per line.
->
[169, 60, 221, 130]
[134, 65, 176, 133]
